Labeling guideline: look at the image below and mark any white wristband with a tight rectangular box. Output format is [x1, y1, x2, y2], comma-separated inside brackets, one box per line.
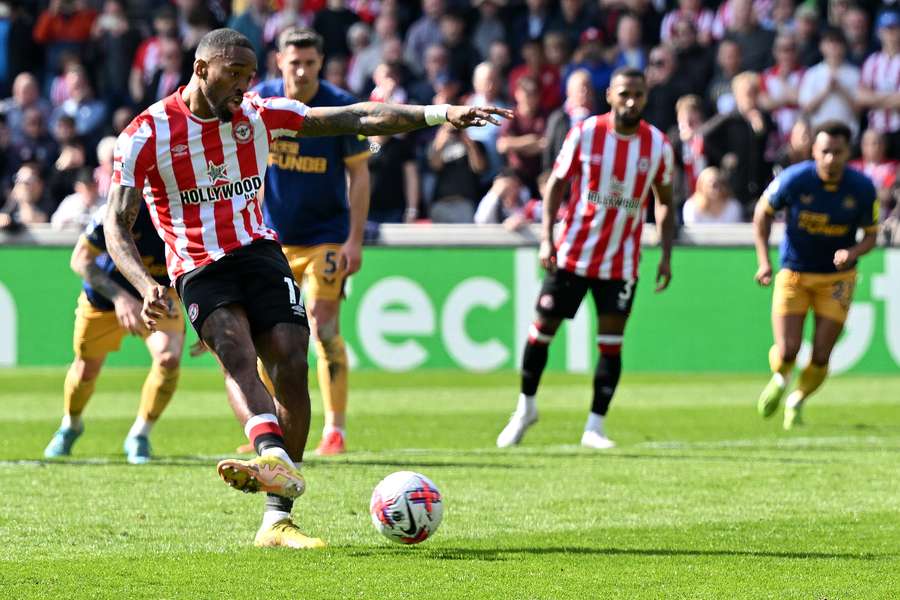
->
[424, 104, 450, 126]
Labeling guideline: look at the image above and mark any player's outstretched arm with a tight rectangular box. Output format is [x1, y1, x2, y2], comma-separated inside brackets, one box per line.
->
[752, 198, 775, 286]
[104, 183, 170, 330]
[300, 103, 514, 137]
[652, 182, 675, 292]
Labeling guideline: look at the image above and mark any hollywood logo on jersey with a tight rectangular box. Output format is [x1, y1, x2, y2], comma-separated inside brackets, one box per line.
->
[585, 177, 642, 215]
[178, 160, 263, 205]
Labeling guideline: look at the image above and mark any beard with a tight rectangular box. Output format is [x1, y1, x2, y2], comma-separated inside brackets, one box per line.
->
[216, 105, 235, 122]
[615, 110, 641, 129]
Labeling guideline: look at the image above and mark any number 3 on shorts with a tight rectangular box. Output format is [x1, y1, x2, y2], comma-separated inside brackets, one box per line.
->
[618, 280, 635, 306]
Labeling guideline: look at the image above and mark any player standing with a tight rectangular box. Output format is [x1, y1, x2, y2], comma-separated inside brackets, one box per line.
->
[496, 67, 675, 450]
[44, 204, 184, 464]
[754, 121, 878, 429]
[104, 28, 510, 549]
[253, 29, 370, 456]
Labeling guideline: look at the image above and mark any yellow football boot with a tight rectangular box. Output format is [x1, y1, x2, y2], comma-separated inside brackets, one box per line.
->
[216, 455, 306, 499]
[255, 519, 326, 550]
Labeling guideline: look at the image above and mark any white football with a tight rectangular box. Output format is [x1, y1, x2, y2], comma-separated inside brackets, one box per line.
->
[370, 471, 443, 544]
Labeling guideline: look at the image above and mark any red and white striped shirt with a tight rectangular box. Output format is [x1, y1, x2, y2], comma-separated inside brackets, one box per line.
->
[660, 9, 716, 43]
[112, 88, 308, 280]
[551, 113, 673, 281]
[860, 51, 900, 134]
[760, 65, 805, 144]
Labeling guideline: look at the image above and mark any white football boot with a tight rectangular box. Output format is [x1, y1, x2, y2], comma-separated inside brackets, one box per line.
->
[580, 430, 616, 449]
[496, 410, 538, 448]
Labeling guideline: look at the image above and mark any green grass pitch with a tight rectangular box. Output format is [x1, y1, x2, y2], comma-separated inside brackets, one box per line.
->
[1, 367, 898, 599]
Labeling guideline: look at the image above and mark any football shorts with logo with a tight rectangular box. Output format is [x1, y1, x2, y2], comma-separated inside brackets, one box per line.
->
[74, 288, 184, 359]
[176, 239, 309, 336]
[536, 268, 638, 319]
[772, 268, 857, 324]
[282, 244, 345, 301]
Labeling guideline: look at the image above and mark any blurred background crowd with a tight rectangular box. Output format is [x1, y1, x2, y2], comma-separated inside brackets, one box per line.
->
[0, 0, 898, 241]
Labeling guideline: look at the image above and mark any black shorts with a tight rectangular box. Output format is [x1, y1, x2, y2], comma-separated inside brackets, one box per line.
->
[536, 268, 637, 319]
[176, 240, 309, 337]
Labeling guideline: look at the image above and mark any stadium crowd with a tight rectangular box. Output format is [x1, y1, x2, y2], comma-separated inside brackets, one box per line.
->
[0, 0, 898, 241]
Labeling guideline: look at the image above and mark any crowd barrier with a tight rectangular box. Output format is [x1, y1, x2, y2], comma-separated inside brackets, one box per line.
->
[1, 224, 898, 373]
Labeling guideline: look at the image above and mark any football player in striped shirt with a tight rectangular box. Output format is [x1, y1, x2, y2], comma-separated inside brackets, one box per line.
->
[497, 67, 676, 450]
[104, 28, 511, 549]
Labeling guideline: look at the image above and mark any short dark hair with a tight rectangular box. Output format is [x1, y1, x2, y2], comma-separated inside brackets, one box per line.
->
[814, 120, 852, 143]
[610, 66, 646, 83]
[74, 167, 95, 186]
[278, 27, 324, 54]
[196, 28, 255, 59]
[819, 26, 846, 45]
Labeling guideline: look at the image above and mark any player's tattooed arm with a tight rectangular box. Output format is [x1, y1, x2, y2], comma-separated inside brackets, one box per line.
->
[69, 238, 126, 302]
[104, 183, 170, 330]
[300, 103, 513, 137]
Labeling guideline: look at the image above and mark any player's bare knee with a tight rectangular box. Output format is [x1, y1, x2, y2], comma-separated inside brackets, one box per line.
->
[73, 358, 103, 381]
[810, 348, 832, 366]
[155, 351, 181, 370]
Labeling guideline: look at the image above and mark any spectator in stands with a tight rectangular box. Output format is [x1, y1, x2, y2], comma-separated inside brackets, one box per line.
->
[842, 5, 875, 68]
[543, 32, 572, 72]
[128, 6, 179, 106]
[762, 0, 795, 33]
[608, 13, 647, 71]
[707, 38, 742, 115]
[51, 166, 102, 230]
[488, 40, 513, 80]
[565, 28, 614, 100]
[772, 117, 812, 175]
[759, 33, 805, 149]
[0, 0, 40, 98]
[324, 56, 350, 90]
[723, 0, 775, 73]
[794, 4, 822, 67]
[474, 168, 530, 225]
[368, 133, 420, 223]
[1, 73, 51, 142]
[682, 166, 743, 224]
[498, 75, 547, 195]
[369, 61, 408, 103]
[543, 69, 593, 172]
[440, 10, 479, 92]
[48, 114, 86, 206]
[644, 44, 685, 134]
[177, 0, 221, 52]
[858, 12, 900, 156]
[9, 106, 58, 176]
[139, 36, 189, 107]
[672, 94, 707, 199]
[670, 17, 715, 97]
[798, 27, 860, 140]
[510, 0, 550, 55]
[467, 62, 509, 182]
[94, 136, 115, 201]
[404, 0, 444, 77]
[408, 44, 449, 104]
[428, 122, 486, 223]
[348, 12, 398, 95]
[90, 0, 140, 110]
[509, 38, 562, 115]
[343, 22, 371, 88]
[547, 0, 593, 51]
[660, 0, 715, 46]
[1, 163, 50, 227]
[228, 0, 272, 67]
[313, 0, 359, 58]
[33, 0, 97, 85]
[702, 71, 774, 206]
[471, 0, 506, 62]
[850, 129, 899, 220]
[49, 65, 108, 148]
[109, 106, 135, 138]
[264, 0, 313, 52]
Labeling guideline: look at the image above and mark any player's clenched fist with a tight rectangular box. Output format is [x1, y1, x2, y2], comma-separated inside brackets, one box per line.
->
[833, 248, 854, 270]
[755, 263, 773, 286]
[141, 284, 172, 331]
[539, 239, 557, 272]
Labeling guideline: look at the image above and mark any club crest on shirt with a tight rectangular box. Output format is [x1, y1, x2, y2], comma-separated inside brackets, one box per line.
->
[800, 193, 814, 205]
[188, 303, 199, 322]
[637, 157, 650, 173]
[233, 122, 253, 144]
[206, 160, 229, 186]
[843, 196, 855, 209]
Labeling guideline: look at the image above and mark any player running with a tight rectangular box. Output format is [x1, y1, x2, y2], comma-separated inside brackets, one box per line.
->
[496, 67, 675, 450]
[44, 204, 185, 464]
[104, 28, 510, 549]
[252, 29, 370, 456]
[754, 120, 878, 429]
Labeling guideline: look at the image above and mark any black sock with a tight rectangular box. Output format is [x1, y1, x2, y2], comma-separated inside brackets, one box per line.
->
[521, 340, 550, 396]
[265, 493, 294, 515]
[253, 432, 287, 456]
[591, 352, 622, 416]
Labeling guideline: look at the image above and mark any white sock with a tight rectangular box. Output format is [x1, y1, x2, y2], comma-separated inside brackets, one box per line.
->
[517, 393, 536, 416]
[127, 417, 154, 439]
[261, 445, 295, 468]
[786, 391, 804, 409]
[585, 412, 605, 434]
[61, 414, 83, 431]
[772, 372, 787, 388]
[260, 510, 291, 530]
[323, 425, 345, 436]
